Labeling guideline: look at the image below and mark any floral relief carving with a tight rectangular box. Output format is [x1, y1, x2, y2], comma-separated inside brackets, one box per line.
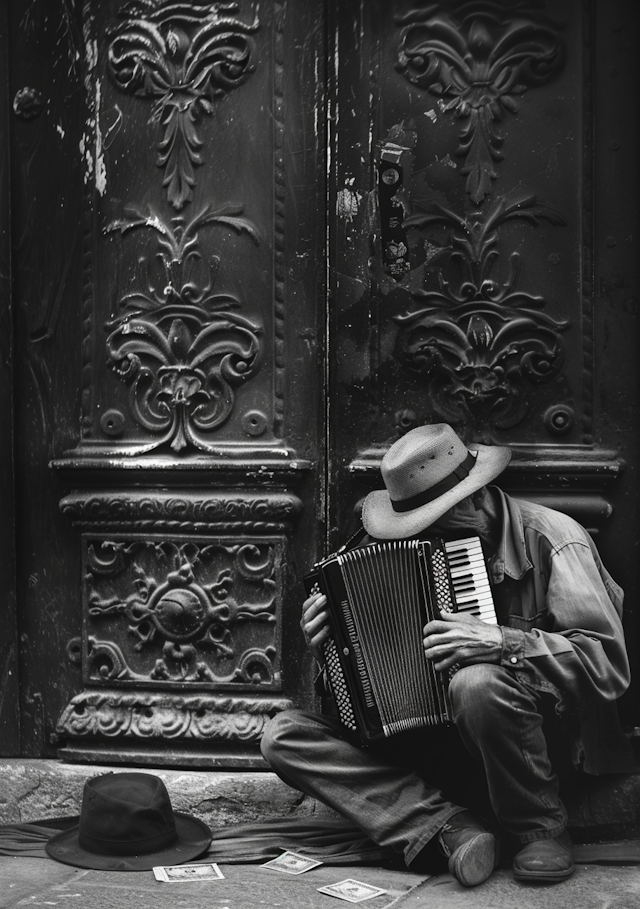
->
[107, 0, 259, 209]
[105, 206, 263, 452]
[84, 537, 282, 688]
[394, 194, 569, 433]
[395, 2, 565, 202]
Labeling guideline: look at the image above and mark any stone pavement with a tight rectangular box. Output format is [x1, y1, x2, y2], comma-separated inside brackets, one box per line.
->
[2, 853, 640, 909]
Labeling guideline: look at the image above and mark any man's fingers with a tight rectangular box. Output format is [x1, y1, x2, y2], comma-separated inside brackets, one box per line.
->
[308, 625, 331, 649]
[303, 609, 330, 636]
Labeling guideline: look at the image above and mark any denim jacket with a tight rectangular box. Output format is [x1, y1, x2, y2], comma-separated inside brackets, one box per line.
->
[488, 487, 635, 775]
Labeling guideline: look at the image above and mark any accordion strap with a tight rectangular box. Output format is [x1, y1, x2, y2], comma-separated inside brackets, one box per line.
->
[334, 524, 368, 556]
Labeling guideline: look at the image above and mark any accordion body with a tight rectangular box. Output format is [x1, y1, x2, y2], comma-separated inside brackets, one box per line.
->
[305, 536, 497, 744]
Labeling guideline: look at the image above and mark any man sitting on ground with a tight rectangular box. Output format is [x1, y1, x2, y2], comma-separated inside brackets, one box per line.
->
[261, 424, 634, 886]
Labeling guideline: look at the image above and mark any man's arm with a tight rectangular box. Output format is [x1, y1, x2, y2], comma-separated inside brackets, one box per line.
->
[499, 539, 630, 703]
[423, 539, 630, 704]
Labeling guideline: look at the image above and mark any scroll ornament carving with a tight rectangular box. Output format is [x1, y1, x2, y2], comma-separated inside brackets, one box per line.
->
[395, 195, 569, 434]
[107, 0, 259, 209]
[85, 539, 280, 687]
[396, 2, 565, 202]
[57, 690, 292, 742]
[105, 206, 263, 452]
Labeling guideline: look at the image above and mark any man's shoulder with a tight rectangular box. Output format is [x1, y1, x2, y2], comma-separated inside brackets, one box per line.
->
[501, 491, 591, 548]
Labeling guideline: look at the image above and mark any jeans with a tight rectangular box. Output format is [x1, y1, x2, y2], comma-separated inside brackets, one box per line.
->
[260, 664, 569, 867]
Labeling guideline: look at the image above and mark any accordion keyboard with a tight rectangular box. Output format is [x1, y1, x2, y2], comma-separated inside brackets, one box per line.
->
[443, 536, 497, 624]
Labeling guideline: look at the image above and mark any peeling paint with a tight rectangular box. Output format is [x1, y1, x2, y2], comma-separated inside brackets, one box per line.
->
[337, 177, 362, 222]
[436, 153, 457, 169]
[82, 34, 106, 194]
[94, 80, 107, 195]
[103, 105, 123, 149]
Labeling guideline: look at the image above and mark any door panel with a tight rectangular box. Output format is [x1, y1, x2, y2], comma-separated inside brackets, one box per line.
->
[328, 0, 638, 728]
[8, 0, 326, 765]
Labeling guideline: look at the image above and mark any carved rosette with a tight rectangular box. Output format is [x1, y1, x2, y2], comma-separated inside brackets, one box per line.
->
[81, 535, 284, 689]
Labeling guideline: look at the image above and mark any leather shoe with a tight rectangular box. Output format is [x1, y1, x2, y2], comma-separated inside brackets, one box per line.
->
[513, 831, 575, 883]
[438, 810, 496, 887]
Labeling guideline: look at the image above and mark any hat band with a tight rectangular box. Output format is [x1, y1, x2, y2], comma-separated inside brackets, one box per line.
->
[78, 826, 178, 856]
[391, 451, 477, 513]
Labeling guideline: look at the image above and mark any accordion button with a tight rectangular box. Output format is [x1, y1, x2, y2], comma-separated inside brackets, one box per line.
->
[343, 647, 350, 656]
[509, 655, 518, 664]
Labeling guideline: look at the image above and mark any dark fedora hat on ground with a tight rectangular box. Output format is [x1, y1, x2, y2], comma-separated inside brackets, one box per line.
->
[45, 772, 212, 871]
[362, 423, 511, 540]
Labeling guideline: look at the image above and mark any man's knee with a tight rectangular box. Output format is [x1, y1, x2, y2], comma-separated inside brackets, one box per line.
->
[260, 708, 322, 770]
[260, 709, 297, 766]
[449, 664, 515, 728]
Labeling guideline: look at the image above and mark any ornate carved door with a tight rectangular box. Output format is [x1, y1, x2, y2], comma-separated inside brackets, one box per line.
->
[2, 0, 638, 769]
[327, 0, 638, 734]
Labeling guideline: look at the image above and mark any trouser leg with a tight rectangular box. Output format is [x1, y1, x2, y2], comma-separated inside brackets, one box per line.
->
[449, 664, 567, 844]
[260, 709, 465, 866]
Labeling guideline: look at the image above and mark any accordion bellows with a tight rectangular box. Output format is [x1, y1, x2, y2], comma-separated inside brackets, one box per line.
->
[305, 537, 496, 744]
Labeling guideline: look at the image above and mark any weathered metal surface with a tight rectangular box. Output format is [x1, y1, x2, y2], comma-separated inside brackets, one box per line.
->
[4, 0, 638, 766]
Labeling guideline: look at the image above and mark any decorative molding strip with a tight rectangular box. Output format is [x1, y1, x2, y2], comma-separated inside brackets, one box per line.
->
[348, 447, 623, 532]
[60, 489, 303, 531]
[350, 446, 624, 483]
[395, 1, 565, 203]
[273, 0, 286, 436]
[580, 4, 594, 445]
[57, 689, 292, 742]
[106, 0, 259, 210]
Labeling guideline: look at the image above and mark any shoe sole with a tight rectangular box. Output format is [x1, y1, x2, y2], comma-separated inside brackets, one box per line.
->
[449, 832, 496, 887]
[513, 864, 575, 883]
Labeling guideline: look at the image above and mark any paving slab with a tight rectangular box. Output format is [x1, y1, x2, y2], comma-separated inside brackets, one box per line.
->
[2, 856, 640, 909]
[0, 857, 427, 909]
[397, 865, 640, 909]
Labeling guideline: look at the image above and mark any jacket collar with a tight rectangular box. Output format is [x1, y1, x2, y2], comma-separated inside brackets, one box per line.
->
[489, 486, 532, 583]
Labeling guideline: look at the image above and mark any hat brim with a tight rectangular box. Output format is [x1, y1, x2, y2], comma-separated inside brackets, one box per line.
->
[45, 812, 212, 872]
[362, 443, 511, 540]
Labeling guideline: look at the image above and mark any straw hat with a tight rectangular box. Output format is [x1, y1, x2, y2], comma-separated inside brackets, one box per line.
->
[45, 772, 212, 872]
[362, 423, 511, 539]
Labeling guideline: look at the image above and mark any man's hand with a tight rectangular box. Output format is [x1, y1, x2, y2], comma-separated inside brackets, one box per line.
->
[423, 611, 502, 671]
[301, 591, 331, 663]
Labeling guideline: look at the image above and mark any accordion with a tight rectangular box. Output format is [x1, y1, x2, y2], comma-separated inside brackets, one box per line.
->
[304, 536, 497, 744]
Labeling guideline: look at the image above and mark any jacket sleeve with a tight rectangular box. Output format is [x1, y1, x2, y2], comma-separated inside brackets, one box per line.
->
[500, 538, 631, 705]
